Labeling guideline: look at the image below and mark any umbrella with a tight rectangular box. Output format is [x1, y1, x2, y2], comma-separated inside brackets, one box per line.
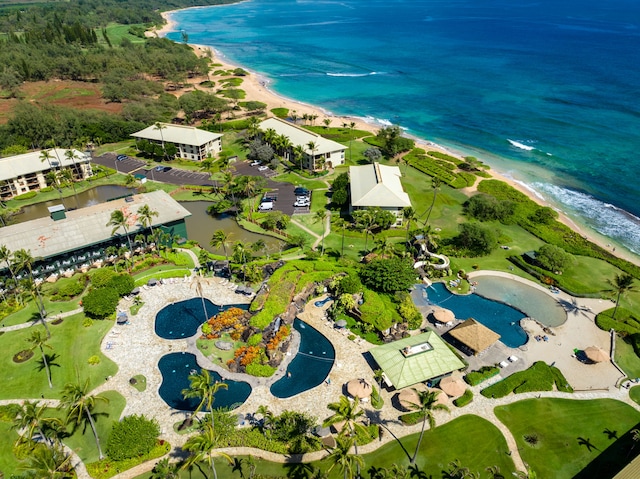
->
[398, 386, 448, 411]
[433, 308, 455, 323]
[330, 420, 346, 433]
[131, 287, 140, 295]
[439, 376, 467, 398]
[584, 346, 608, 363]
[336, 319, 347, 328]
[346, 378, 372, 399]
[147, 278, 158, 286]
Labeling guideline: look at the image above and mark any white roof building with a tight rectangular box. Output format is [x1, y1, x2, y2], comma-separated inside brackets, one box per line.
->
[258, 117, 346, 170]
[349, 162, 411, 215]
[131, 123, 223, 161]
[0, 149, 92, 201]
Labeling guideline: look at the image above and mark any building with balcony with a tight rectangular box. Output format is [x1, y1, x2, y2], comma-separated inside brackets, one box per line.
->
[131, 123, 223, 161]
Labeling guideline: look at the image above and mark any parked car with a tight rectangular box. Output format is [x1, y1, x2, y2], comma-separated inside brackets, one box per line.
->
[294, 199, 310, 207]
[116, 154, 127, 161]
[294, 187, 310, 196]
[258, 201, 274, 211]
[250, 160, 262, 167]
[258, 165, 269, 171]
[263, 195, 277, 203]
[155, 166, 165, 172]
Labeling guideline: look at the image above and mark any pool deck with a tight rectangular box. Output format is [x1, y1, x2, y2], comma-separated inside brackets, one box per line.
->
[89, 269, 635, 479]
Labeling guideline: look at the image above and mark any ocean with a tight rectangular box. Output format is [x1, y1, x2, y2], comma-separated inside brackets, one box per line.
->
[165, 0, 640, 256]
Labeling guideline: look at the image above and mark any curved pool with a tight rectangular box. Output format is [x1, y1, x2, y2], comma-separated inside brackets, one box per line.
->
[472, 275, 566, 327]
[415, 283, 528, 348]
[158, 352, 251, 411]
[155, 298, 248, 339]
[270, 318, 335, 398]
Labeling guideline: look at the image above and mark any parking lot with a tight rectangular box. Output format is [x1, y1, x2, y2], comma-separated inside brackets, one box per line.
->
[93, 154, 310, 214]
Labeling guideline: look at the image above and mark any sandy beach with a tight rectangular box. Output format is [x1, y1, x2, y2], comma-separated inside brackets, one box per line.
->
[152, 10, 639, 267]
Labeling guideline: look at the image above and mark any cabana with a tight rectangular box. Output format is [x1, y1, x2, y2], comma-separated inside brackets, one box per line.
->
[369, 331, 465, 390]
[446, 318, 501, 356]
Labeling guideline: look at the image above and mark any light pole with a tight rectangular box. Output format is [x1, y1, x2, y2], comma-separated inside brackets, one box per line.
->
[115, 159, 119, 173]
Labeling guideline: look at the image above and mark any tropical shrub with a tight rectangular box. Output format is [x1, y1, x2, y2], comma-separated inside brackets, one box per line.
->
[360, 257, 417, 293]
[107, 273, 135, 296]
[14, 191, 37, 200]
[245, 363, 276, 377]
[106, 414, 160, 461]
[480, 361, 573, 398]
[82, 287, 120, 318]
[89, 268, 118, 288]
[453, 389, 473, 407]
[464, 366, 500, 386]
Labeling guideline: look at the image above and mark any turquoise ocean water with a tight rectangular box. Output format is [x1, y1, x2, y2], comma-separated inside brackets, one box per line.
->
[165, 0, 640, 255]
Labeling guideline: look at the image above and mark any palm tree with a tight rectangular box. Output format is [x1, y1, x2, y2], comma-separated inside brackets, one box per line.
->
[0, 244, 22, 304]
[251, 239, 267, 258]
[12, 401, 61, 447]
[233, 241, 249, 278]
[107, 209, 134, 252]
[14, 248, 49, 336]
[314, 209, 328, 255]
[153, 122, 167, 157]
[39, 150, 58, 185]
[138, 204, 159, 234]
[423, 177, 442, 226]
[28, 329, 54, 389]
[307, 141, 318, 170]
[355, 210, 376, 252]
[243, 176, 261, 220]
[190, 275, 211, 324]
[407, 389, 450, 464]
[323, 395, 369, 478]
[210, 230, 232, 262]
[402, 206, 416, 244]
[348, 122, 356, 163]
[64, 149, 81, 207]
[333, 217, 347, 257]
[182, 421, 232, 479]
[293, 144, 306, 171]
[59, 380, 109, 460]
[19, 444, 74, 479]
[607, 273, 635, 319]
[182, 369, 228, 422]
[323, 118, 332, 128]
[324, 435, 364, 479]
[485, 465, 505, 479]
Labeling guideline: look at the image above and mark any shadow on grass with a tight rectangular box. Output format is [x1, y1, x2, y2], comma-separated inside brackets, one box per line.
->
[574, 421, 640, 479]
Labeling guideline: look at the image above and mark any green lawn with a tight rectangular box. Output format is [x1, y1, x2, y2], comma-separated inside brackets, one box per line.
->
[133, 266, 193, 287]
[104, 23, 147, 46]
[1, 293, 84, 327]
[0, 313, 117, 399]
[495, 398, 640, 479]
[614, 335, 640, 379]
[272, 172, 328, 190]
[630, 386, 640, 406]
[293, 213, 325, 237]
[0, 416, 21, 475]
[135, 414, 515, 478]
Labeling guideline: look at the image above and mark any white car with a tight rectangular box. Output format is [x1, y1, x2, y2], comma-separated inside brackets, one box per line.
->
[258, 201, 274, 211]
[294, 199, 310, 207]
[250, 161, 262, 167]
[258, 165, 269, 171]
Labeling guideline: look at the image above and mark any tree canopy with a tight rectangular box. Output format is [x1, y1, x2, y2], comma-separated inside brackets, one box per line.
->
[360, 257, 416, 293]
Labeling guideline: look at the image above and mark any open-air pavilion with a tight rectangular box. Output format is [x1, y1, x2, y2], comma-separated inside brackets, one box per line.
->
[446, 318, 501, 356]
[369, 331, 465, 390]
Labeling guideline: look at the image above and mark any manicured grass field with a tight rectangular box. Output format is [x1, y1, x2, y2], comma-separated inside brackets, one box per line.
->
[134, 414, 515, 478]
[2, 294, 83, 327]
[630, 386, 640, 406]
[495, 398, 640, 479]
[272, 172, 328, 190]
[0, 313, 117, 399]
[0, 416, 21, 475]
[614, 336, 640, 379]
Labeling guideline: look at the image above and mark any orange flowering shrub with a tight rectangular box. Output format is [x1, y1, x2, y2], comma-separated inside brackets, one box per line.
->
[266, 325, 291, 351]
[207, 307, 246, 335]
[234, 345, 262, 366]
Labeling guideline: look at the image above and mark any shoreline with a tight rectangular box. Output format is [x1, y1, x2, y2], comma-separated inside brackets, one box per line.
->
[156, 10, 640, 267]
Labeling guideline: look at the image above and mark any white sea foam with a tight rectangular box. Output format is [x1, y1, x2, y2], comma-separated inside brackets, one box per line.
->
[507, 139, 536, 151]
[326, 72, 378, 77]
[534, 183, 640, 254]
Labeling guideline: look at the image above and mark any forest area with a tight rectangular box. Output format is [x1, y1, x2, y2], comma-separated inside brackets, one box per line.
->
[0, 0, 239, 151]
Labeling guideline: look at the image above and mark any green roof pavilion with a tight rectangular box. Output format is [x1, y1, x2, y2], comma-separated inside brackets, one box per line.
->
[370, 331, 465, 390]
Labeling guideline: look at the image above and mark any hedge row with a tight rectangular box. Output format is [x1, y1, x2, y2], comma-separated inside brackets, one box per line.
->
[453, 389, 473, 407]
[408, 155, 467, 188]
[464, 366, 500, 386]
[427, 150, 463, 165]
[480, 361, 573, 398]
[595, 309, 640, 335]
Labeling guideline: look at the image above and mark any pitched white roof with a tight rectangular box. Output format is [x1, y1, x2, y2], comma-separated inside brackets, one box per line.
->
[349, 162, 411, 208]
[0, 149, 90, 182]
[131, 123, 222, 146]
[258, 117, 345, 155]
[0, 190, 191, 260]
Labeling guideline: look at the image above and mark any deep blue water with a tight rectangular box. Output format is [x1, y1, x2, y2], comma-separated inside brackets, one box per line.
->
[166, 0, 640, 255]
[155, 298, 247, 339]
[270, 318, 335, 398]
[419, 283, 527, 347]
[158, 352, 251, 411]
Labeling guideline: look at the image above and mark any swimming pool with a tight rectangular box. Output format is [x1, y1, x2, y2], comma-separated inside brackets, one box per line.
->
[270, 318, 335, 398]
[155, 298, 247, 339]
[158, 352, 251, 411]
[472, 275, 566, 327]
[415, 283, 528, 348]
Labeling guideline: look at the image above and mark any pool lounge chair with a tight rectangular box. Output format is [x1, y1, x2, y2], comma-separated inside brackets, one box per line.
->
[508, 355, 518, 362]
[499, 360, 509, 368]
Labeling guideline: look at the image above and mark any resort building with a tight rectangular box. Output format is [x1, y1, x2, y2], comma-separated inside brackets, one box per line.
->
[0, 190, 191, 279]
[0, 149, 93, 201]
[369, 331, 465, 389]
[258, 117, 346, 170]
[446, 318, 501, 356]
[131, 123, 223, 161]
[349, 162, 412, 223]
